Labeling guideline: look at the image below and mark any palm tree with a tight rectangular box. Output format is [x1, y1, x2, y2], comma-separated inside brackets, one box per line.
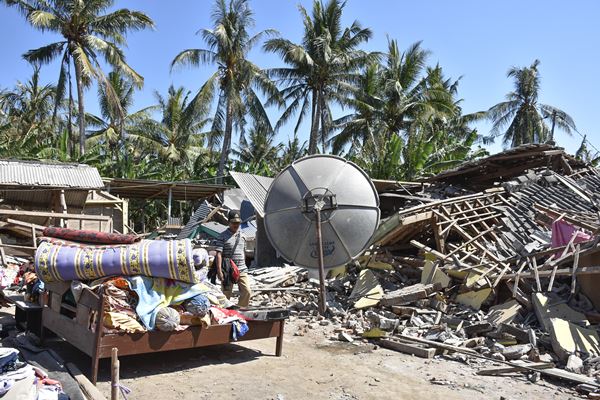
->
[232, 125, 282, 176]
[171, 0, 280, 182]
[86, 70, 156, 169]
[0, 65, 57, 156]
[264, 0, 373, 154]
[139, 86, 209, 180]
[3, 0, 154, 156]
[279, 133, 308, 168]
[487, 59, 576, 147]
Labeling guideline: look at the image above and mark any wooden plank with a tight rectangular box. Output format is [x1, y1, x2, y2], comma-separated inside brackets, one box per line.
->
[42, 308, 96, 356]
[571, 244, 581, 295]
[477, 362, 554, 376]
[530, 256, 542, 292]
[379, 338, 436, 358]
[65, 362, 107, 400]
[78, 288, 101, 310]
[400, 333, 599, 387]
[0, 237, 6, 266]
[0, 209, 110, 222]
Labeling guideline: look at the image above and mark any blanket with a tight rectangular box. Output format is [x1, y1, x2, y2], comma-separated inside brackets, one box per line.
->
[127, 276, 231, 330]
[35, 239, 195, 284]
[43, 227, 139, 245]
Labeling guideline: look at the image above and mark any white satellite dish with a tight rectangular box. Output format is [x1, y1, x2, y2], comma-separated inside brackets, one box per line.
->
[264, 155, 380, 313]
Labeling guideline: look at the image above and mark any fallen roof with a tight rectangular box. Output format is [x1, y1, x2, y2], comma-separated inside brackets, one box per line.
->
[104, 178, 229, 201]
[229, 172, 274, 218]
[424, 144, 586, 189]
[0, 159, 103, 189]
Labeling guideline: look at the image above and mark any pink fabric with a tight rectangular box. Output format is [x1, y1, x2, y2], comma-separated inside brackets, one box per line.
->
[551, 219, 593, 250]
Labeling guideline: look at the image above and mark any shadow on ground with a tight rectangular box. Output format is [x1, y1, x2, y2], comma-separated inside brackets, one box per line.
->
[43, 337, 270, 382]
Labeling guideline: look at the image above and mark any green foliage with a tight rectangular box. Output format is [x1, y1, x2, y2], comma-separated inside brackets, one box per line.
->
[2, 0, 584, 233]
[486, 60, 576, 147]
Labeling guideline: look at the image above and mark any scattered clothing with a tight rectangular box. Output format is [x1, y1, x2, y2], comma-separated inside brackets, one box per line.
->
[127, 276, 231, 330]
[210, 307, 249, 340]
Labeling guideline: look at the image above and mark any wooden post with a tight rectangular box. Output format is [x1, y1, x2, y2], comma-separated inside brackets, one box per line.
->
[0, 237, 6, 266]
[111, 347, 119, 400]
[60, 189, 68, 228]
[167, 187, 173, 219]
[31, 226, 37, 249]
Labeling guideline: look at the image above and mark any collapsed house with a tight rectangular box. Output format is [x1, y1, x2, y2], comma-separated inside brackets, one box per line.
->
[250, 144, 600, 392]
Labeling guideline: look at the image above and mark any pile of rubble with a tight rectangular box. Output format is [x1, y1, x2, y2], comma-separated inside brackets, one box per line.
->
[250, 144, 600, 396]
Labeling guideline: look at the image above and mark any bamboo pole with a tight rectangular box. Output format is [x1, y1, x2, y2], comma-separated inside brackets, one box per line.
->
[111, 348, 119, 400]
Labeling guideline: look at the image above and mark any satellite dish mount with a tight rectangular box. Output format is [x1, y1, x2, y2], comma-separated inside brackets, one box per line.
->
[302, 188, 338, 314]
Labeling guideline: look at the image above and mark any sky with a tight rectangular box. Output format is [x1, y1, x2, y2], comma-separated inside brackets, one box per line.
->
[0, 0, 598, 156]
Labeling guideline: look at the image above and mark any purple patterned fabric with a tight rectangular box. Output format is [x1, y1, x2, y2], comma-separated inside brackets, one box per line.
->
[35, 239, 195, 283]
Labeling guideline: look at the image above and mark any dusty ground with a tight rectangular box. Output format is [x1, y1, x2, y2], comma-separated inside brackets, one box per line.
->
[27, 316, 575, 400]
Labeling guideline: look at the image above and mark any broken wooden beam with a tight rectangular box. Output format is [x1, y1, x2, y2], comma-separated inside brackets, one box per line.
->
[379, 338, 436, 358]
[380, 282, 442, 306]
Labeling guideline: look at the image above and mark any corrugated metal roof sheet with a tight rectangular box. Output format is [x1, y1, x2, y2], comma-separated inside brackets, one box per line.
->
[222, 188, 246, 211]
[177, 200, 211, 239]
[0, 159, 103, 189]
[229, 172, 274, 218]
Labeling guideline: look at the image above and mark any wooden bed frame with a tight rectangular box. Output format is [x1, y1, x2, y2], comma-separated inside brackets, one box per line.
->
[40, 283, 285, 384]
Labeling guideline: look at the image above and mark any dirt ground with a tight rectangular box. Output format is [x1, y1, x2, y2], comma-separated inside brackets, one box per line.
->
[29, 316, 576, 400]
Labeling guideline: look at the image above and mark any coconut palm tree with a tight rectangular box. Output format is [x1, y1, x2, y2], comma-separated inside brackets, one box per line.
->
[2, 0, 154, 156]
[487, 59, 576, 147]
[232, 125, 282, 175]
[139, 86, 210, 180]
[171, 0, 280, 182]
[264, 0, 373, 154]
[0, 65, 57, 156]
[86, 70, 156, 164]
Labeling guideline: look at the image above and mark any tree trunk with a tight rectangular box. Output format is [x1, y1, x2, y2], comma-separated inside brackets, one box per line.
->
[217, 95, 234, 183]
[308, 88, 320, 154]
[73, 60, 86, 156]
[67, 68, 74, 158]
[320, 92, 327, 153]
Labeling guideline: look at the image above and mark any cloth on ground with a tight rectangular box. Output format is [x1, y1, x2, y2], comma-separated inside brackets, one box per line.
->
[1, 375, 36, 400]
[35, 239, 195, 284]
[10, 334, 85, 400]
[0, 379, 13, 396]
[127, 276, 232, 330]
[42, 227, 139, 245]
[551, 219, 593, 253]
[0, 348, 18, 370]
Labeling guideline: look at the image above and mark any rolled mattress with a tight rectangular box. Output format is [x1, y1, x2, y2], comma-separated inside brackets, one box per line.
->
[35, 239, 195, 283]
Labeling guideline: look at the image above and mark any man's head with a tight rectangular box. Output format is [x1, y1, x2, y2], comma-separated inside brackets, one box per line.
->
[228, 210, 242, 232]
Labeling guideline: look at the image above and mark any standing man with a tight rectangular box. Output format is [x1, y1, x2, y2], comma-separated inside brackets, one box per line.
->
[215, 210, 252, 307]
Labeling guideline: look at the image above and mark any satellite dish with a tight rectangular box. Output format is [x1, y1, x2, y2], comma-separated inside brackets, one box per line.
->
[264, 155, 380, 270]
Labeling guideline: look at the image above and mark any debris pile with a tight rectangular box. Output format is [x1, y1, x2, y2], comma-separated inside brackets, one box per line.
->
[252, 144, 600, 393]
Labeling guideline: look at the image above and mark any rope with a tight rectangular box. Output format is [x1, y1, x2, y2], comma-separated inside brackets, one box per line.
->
[112, 383, 132, 400]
